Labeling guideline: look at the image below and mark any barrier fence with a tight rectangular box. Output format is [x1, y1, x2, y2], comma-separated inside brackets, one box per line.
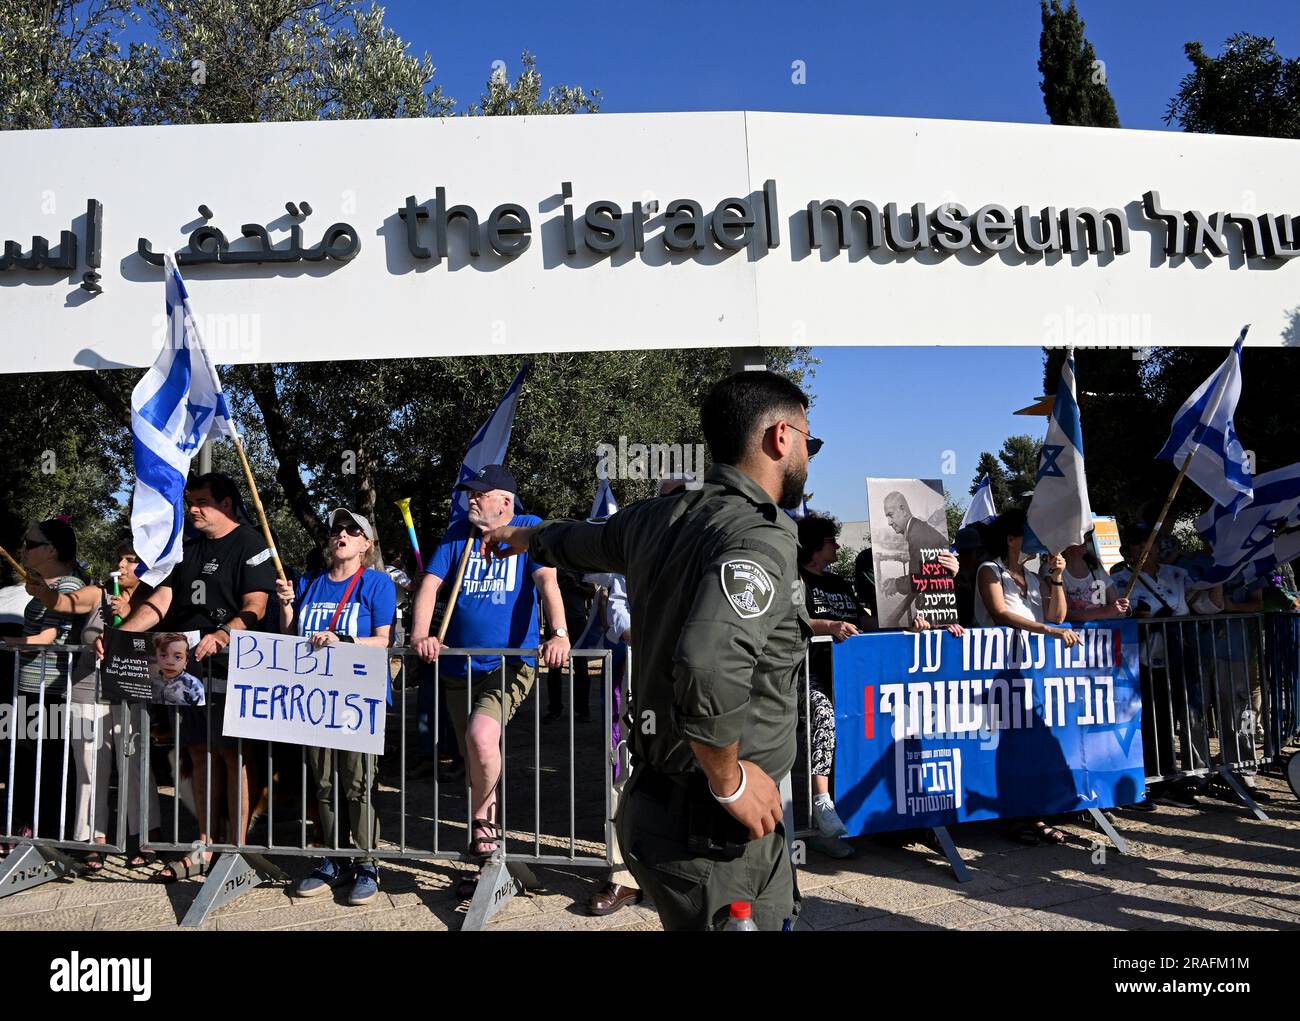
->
[2, 643, 616, 929]
[3, 614, 1299, 926]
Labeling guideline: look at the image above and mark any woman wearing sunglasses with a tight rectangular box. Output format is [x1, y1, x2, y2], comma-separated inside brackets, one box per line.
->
[24, 541, 162, 871]
[6, 519, 88, 842]
[274, 508, 395, 905]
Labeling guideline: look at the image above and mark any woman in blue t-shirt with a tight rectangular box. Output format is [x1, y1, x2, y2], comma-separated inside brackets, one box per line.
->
[275, 508, 395, 907]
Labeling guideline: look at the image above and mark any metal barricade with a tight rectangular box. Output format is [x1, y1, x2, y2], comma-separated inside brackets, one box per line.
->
[0, 643, 143, 896]
[132, 645, 614, 928]
[1136, 612, 1294, 815]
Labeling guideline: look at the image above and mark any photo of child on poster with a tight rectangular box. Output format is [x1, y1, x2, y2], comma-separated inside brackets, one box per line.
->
[100, 628, 206, 706]
[865, 477, 958, 629]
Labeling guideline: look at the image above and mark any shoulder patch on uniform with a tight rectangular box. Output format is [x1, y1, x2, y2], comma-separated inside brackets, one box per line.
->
[720, 559, 775, 620]
[246, 547, 273, 566]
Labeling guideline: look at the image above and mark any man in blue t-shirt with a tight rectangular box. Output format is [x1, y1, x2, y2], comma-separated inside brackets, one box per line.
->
[411, 464, 570, 898]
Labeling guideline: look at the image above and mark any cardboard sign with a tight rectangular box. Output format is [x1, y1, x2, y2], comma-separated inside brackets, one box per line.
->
[222, 630, 387, 754]
[1092, 515, 1124, 573]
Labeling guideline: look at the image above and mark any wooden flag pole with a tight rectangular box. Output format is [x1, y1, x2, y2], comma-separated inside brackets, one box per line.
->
[0, 544, 29, 583]
[232, 434, 287, 583]
[437, 526, 477, 642]
[1122, 449, 1195, 601]
[1123, 330, 1248, 601]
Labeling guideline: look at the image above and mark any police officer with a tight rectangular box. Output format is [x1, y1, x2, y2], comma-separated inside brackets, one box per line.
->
[479, 371, 817, 930]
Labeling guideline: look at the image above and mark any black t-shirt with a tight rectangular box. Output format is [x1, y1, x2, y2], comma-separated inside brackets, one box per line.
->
[802, 568, 862, 697]
[802, 568, 862, 622]
[160, 524, 278, 633]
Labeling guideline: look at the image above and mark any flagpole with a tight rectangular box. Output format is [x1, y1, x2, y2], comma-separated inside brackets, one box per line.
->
[1122, 449, 1195, 601]
[232, 434, 287, 583]
[436, 527, 477, 642]
[1123, 330, 1248, 600]
[0, 544, 29, 583]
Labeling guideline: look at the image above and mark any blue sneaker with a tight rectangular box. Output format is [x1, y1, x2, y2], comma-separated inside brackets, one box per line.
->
[348, 864, 380, 906]
[293, 857, 344, 898]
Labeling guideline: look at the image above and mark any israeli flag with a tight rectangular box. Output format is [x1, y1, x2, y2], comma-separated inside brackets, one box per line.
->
[1024, 350, 1092, 555]
[784, 496, 809, 522]
[130, 254, 237, 585]
[1157, 327, 1252, 515]
[961, 475, 998, 528]
[450, 365, 527, 522]
[1195, 460, 1300, 587]
[587, 478, 620, 523]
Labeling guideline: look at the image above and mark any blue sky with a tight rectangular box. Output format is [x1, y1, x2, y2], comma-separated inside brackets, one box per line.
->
[369, 0, 1297, 522]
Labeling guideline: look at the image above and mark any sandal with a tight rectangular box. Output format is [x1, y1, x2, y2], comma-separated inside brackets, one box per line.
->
[152, 853, 209, 884]
[468, 818, 501, 863]
[81, 850, 106, 874]
[1036, 823, 1069, 845]
[1009, 822, 1042, 846]
[127, 850, 159, 870]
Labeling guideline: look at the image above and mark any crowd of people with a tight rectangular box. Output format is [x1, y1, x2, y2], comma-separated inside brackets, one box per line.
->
[2, 368, 1298, 930]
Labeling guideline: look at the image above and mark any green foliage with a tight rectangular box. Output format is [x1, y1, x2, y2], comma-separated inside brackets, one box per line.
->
[944, 492, 964, 540]
[1165, 33, 1300, 138]
[1037, 0, 1120, 128]
[997, 435, 1044, 505]
[466, 51, 601, 116]
[0, 1, 148, 131]
[971, 451, 1012, 511]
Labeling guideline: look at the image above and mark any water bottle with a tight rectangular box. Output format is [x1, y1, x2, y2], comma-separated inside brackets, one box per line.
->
[723, 901, 758, 931]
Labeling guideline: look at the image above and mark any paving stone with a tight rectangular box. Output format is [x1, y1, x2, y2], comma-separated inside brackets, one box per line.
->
[1, 907, 98, 930]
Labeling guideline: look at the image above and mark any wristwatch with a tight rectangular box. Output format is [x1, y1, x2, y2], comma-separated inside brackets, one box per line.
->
[552, 627, 569, 639]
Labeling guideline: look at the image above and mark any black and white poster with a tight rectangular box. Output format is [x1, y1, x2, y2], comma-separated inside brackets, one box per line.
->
[865, 477, 957, 629]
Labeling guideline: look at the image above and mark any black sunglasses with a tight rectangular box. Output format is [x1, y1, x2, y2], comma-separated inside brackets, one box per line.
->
[784, 422, 824, 458]
[330, 523, 364, 537]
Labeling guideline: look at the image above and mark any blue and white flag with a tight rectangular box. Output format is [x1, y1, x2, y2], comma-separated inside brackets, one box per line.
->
[130, 253, 237, 585]
[587, 478, 620, 523]
[1195, 460, 1300, 588]
[1024, 350, 1092, 555]
[1157, 327, 1252, 515]
[450, 366, 526, 522]
[961, 475, 998, 528]
[784, 496, 809, 522]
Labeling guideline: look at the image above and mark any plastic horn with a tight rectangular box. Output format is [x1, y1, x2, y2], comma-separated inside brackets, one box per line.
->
[109, 571, 123, 626]
[394, 497, 424, 573]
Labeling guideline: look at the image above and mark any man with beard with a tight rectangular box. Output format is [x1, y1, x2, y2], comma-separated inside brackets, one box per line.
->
[478, 371, 817, 930]
[410, 465, 570, 900]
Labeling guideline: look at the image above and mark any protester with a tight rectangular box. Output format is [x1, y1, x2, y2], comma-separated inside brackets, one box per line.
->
[25, 541, 161, 868]
[973, 508, 1081, 845]
[410, 465, 570, 900]
[276, 508, 395, 905]
[952, 524, 988, 628]
[544, 569, 593, 724]
[106, 473, 278, 882]
[384, 549, 415, 645]
[1062, 537, 1130, 622]
[852, 547, 879, 630]
[796, 514, 865, 858]
[1110, 525, 1208, 807]
[5, 519, 88, 840]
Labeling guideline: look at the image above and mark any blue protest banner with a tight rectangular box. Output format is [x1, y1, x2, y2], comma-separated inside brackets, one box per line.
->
[830, 623, 1145, 835]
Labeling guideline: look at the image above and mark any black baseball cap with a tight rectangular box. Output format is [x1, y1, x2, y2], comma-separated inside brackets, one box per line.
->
[455, 464, 518, 495]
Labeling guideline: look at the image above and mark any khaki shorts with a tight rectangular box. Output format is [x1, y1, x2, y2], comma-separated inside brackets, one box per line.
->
[444, 659, 537, 757]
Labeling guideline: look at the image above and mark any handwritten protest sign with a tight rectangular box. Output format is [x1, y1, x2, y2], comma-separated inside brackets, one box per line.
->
[222, 630, 388, 754]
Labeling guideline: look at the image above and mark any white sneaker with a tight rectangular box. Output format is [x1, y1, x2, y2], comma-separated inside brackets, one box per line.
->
[813, 797, 849, 838]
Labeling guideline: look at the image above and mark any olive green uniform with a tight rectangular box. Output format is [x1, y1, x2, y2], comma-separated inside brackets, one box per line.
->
[529, 464, 810, 930]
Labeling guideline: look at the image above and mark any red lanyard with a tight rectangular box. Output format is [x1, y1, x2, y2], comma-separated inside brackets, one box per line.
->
[324, 568, 366, 633]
